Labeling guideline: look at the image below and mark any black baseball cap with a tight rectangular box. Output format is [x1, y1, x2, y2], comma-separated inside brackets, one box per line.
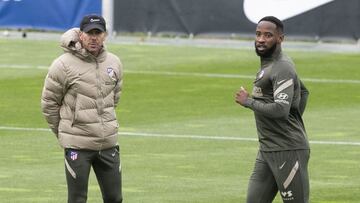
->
[80, 14, 106, 33]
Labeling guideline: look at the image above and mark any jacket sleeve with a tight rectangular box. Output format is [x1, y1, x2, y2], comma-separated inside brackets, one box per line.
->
[299, 80, 309, 116]
[244, 61, 295, 119]
[41, 59, 67, 136]
[114, 59, 123, 108]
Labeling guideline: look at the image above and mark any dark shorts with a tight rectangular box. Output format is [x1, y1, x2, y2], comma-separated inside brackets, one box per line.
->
[246, 150, 310, 203]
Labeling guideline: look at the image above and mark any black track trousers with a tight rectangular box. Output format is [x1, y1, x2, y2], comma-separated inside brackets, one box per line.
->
[246, 150, 310, 203]
[64, 146, 122, 203]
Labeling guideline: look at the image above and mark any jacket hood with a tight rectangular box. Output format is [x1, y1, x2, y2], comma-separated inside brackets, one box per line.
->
[60, 28, 106, 62]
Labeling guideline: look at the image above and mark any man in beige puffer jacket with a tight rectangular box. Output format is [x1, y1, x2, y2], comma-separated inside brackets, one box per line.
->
[41, 14, 123, 203]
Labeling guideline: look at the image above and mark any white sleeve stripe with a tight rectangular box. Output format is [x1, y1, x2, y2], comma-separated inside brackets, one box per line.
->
[274, 79, 293, 96]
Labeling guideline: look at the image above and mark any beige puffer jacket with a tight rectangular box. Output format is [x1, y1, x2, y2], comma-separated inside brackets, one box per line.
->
[41, 28, 123, 150]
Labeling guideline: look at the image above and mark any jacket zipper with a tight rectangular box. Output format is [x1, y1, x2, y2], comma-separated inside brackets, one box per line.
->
[95, 60, 105, 150]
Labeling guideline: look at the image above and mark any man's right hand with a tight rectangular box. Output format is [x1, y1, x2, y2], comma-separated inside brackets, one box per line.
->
[235, 86, 249, 106]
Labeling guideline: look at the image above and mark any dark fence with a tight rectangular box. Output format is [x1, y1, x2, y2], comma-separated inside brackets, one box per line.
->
[114, 0, 360, 41]
[1, 0, 358, 41]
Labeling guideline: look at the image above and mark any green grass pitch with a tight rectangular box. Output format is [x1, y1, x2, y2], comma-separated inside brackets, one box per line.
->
[0, 38, 359, 202]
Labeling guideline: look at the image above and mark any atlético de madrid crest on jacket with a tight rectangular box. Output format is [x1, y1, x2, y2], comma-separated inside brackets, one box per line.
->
[107, 67, 114, 77]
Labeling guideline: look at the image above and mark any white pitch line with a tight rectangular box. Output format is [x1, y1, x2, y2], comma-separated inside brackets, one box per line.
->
[121, 131, 257, 142]
[0, 64, 48, 70]
[1, 126, 360, 146]
[125, 70, 255, 79]
[1, 64, 359, 84]
[125, 70, 360, 84]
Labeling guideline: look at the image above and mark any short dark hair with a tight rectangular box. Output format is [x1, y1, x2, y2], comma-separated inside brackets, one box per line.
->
[258, 16, 284, 33]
